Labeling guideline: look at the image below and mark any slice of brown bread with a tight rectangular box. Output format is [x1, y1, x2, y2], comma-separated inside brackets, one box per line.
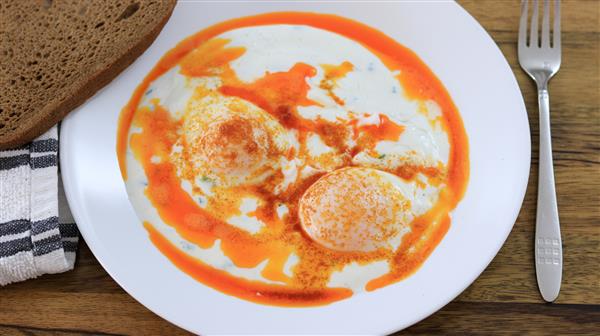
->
[0, 0, 176, 149]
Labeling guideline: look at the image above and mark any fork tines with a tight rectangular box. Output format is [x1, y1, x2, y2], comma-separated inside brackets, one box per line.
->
[519, 0, 561, 50]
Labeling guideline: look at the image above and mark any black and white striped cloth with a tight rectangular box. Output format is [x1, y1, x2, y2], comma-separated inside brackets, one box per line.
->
[0, 126, 78, 285]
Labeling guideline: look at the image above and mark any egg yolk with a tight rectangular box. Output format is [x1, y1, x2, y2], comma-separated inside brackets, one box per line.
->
[184, 114, 272, 185]
[298, 167, 411, 252]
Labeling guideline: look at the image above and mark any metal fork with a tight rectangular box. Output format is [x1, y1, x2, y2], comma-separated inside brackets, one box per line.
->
[518, 0, 562, 302]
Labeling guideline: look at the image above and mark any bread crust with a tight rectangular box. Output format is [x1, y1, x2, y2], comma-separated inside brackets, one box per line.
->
[0, 0, 177, 149]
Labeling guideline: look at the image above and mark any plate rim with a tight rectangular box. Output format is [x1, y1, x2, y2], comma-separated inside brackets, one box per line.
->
[60, 1, 531, 334]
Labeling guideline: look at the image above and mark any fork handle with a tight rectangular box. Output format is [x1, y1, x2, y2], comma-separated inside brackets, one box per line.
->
[535, 88, 562, 302]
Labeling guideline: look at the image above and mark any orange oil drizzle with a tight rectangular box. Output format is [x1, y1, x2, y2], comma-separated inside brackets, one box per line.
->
[219, 62, 319, 122]
[145, 222, 352, 306]
[179, 38, 246, 77]
[320, 61, 354, 105]
[350, 114, 405, 143]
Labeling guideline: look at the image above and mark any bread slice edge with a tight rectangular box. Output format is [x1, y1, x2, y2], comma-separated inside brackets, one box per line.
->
[0, 1, 176, 150]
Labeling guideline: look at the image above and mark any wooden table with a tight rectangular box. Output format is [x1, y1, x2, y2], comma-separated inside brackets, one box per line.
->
[1, 1, 598, 334]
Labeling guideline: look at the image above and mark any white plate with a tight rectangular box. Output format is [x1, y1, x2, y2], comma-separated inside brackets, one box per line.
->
[61, 1, 530, 334]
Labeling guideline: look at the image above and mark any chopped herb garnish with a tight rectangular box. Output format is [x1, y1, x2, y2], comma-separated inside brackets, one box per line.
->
[378, 154, 386, 159]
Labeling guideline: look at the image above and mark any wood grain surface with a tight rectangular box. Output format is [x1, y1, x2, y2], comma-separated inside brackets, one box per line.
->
[1, 1, 598, 335]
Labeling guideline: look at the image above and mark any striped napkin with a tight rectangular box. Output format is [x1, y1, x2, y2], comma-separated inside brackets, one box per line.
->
[0, 126, 78, 286]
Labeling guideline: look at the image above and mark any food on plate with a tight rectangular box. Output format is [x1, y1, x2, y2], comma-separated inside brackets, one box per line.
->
[117, 12, 469, 306]
[299, 167, 416, 253]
